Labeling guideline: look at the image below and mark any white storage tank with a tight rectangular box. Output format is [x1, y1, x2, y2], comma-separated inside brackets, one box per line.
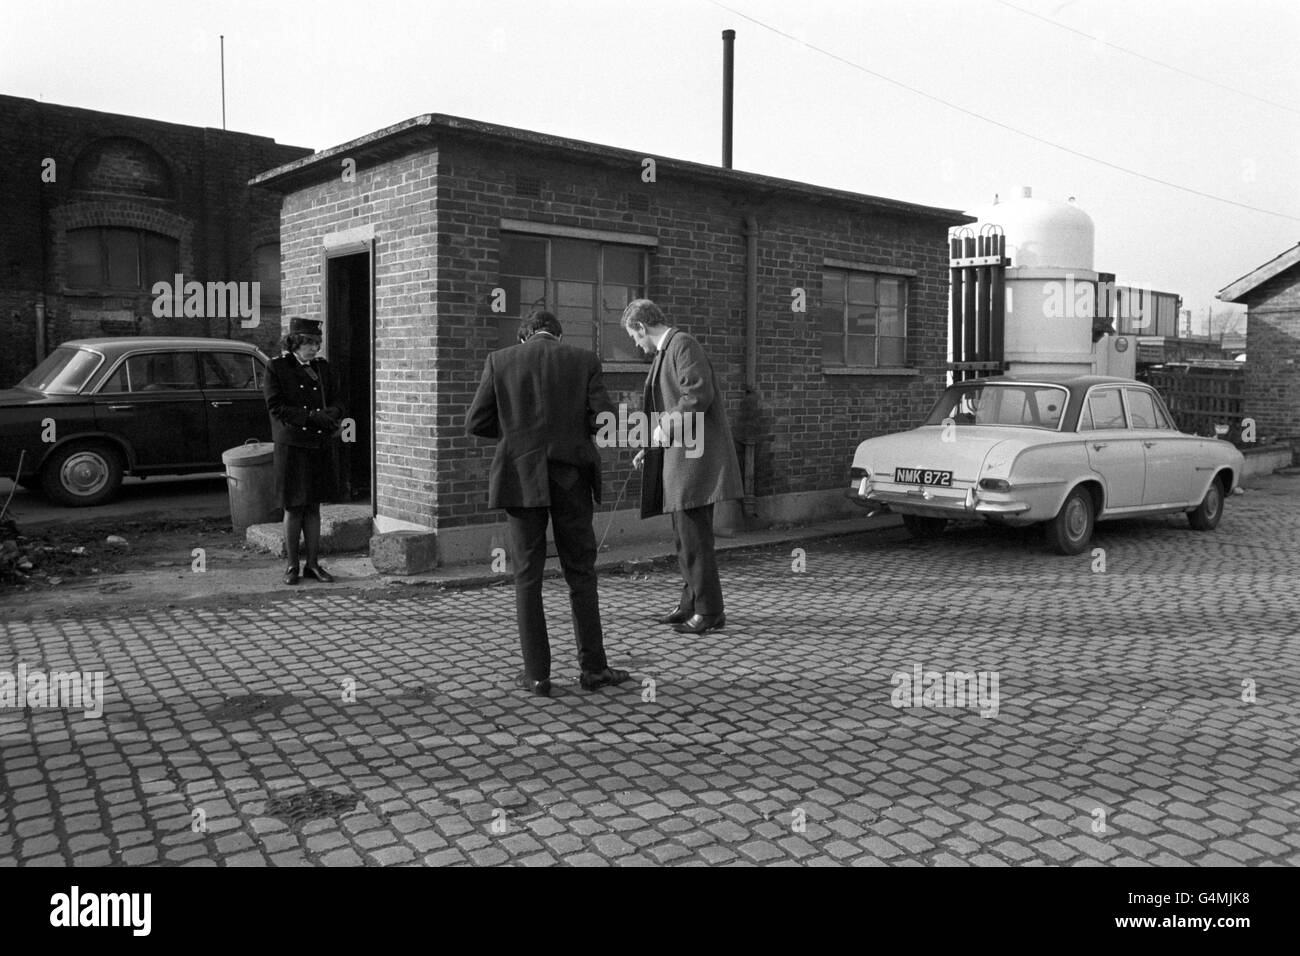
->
[962, 186, 1099, 377]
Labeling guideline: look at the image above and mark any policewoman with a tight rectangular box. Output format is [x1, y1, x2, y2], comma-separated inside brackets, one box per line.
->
[264, 317, 344, 584]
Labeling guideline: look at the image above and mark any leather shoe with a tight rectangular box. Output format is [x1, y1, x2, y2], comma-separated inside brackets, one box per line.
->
[302, 564, 334, 583]
[579, 667, 631, 691]
[656, 605, 693, 625]
[283, 566, 299, 585]
[515, 672, 552, 697]
[673, 613, 727, 634]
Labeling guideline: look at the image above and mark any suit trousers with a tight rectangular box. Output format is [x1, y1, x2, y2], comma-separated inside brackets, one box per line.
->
[505, 468, 608, 679]
[671, 504, 724, 616]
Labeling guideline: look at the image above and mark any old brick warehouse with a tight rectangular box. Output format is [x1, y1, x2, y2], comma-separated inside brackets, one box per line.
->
[252, 114, 970, 566]
[0, 94, 312, 386]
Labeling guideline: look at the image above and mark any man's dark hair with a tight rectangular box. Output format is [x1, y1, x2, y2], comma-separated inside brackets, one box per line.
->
[518, 310, 563, 342]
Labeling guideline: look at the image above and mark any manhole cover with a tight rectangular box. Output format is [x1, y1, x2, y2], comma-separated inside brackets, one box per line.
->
[207, 692, 298, 723]
[265, 788, 360, 826]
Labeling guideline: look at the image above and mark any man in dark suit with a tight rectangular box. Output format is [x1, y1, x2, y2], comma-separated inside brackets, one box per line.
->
[466, 311, 630, 697]
[624, 299, 744, 635]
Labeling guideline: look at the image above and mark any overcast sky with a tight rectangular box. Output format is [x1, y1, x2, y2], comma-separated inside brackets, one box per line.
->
[6, 0, 1297, 332]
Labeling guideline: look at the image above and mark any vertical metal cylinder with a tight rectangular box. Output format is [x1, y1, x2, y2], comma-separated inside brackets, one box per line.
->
[962, 235, 976, 379]
[949, 235, 962, 382]
[722, 30, 735, 169]
[989, 234, 1005, 368]
[976, 235, 991, 365]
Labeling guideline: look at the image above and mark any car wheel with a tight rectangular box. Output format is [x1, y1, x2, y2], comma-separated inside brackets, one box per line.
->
[901, 513, 947, 539]
[1045, 486, 1094, 555]
[40, 442, 125, 507]
[1187, 477, 1224, 531]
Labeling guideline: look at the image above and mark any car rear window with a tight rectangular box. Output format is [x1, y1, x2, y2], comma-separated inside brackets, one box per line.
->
[924, 383, 1068, 430]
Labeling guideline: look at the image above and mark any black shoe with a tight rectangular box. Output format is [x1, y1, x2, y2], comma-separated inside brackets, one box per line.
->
[673, 613, 726, 634]
[579, 667, 631, 691]
[515, 672, 552, 697]
[656, 605, 693, 625]
[302, 564, 334, 583]
[283, 566, 300, 585]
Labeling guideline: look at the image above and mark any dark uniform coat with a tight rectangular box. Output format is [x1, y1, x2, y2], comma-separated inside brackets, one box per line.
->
[640, 329, 744, 517]
[263, 354, 342, 507]
[466, 334, 614, 509]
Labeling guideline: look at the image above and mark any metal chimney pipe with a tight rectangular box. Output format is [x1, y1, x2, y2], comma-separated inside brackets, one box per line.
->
[722, 29, 735, 168]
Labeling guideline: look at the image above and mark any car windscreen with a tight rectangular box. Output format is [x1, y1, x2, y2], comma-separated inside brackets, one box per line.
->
[15, 347, 103, 394]
[923, 383, 1069, 430]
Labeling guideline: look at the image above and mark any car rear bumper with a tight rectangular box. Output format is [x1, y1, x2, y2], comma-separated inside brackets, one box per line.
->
[845, 478, 1031, 517]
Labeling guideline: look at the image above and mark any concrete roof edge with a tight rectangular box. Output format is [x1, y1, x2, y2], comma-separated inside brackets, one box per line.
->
[248, 112, 972, 222]
[1216, 241, 1300, 303]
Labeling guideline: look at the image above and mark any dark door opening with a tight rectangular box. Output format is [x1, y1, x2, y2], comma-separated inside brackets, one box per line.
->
[325, 250, 373, 507]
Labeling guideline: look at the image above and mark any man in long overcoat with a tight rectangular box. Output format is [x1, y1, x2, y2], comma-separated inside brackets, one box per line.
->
[623, 299, 743, 634]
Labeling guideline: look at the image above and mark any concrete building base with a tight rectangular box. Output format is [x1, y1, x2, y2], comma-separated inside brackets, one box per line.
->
[246, 504, 374, 558]
[370, 530, 439, 575]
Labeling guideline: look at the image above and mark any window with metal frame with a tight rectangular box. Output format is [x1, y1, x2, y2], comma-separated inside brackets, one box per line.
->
[821, 268, 908, 368]
[66, 227, 179, 291]
[498, 233, 648, 361]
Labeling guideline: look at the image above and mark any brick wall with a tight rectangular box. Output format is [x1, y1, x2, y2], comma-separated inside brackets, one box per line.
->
[434, 139, 954, 530]
[1243, 268, 1300, 440]
[0, 95, 310, 385]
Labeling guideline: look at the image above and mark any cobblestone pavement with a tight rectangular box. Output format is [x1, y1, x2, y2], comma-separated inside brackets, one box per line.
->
[2, 475, 1298, 866]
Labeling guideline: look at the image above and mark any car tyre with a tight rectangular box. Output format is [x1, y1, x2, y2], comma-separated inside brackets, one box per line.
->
[41, 441, 124, 507]
[901, 513, 947, 539]
[1045, 486, 1094, 555]
[1187, 477, 1224, 531]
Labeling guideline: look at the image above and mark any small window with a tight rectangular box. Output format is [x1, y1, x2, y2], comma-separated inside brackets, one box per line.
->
[1082, 388, 1126, 431]
[1124, 389, 1161, 429]
[256, 244, 281, 309]
[125, 352, 198, 391]
[98, 362, 130, 394]
[202, 352, 260, 390]
[822, 268, 908, 368]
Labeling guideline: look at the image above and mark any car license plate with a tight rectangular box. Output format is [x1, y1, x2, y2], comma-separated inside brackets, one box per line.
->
[894, 467, 953, 487]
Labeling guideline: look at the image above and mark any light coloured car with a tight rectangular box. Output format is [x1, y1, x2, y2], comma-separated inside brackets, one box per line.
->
[847, 375, 1245, 555]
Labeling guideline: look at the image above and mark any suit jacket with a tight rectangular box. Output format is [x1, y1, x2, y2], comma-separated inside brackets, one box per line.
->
[466, 334, 615, 509]
[264, 354, 341, 448]
[640, 329, 744, 517]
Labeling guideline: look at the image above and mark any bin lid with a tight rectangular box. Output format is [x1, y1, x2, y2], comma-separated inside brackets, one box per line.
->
[221, 441, 275, 467]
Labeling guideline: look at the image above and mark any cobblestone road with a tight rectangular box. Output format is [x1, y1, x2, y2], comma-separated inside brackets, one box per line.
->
[2, 475, 1298, 866]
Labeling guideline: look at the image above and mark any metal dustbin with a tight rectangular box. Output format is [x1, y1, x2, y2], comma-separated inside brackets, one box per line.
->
[222, 440, 278, 534]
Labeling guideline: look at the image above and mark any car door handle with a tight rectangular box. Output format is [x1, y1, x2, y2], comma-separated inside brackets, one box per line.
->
[107, 404, 135, 411]
[210, 401, 233, 407]
[1091, 442, 1108, 451]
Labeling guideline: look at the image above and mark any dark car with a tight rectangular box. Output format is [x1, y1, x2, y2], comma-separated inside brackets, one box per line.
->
[0, 337, 272, 506]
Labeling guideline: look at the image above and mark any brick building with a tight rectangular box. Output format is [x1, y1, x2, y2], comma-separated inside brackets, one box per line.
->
[0, 94, 312, 385]
[1218, 242, 1300, 441]
[253, 114, 969, 565]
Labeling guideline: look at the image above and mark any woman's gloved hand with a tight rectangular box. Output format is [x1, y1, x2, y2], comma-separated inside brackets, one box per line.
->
[308, 410, 337, 430]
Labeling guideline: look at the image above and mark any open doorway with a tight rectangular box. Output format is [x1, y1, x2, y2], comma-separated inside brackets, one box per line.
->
[325, 249, 373, 509]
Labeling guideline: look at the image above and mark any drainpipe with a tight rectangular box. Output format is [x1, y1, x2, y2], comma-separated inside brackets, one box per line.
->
[742, 214, 759, 518]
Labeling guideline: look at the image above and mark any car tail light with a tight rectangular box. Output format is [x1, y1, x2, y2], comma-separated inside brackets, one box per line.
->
[979, 478, 1011, 492]
[850, 467, 870, 480]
